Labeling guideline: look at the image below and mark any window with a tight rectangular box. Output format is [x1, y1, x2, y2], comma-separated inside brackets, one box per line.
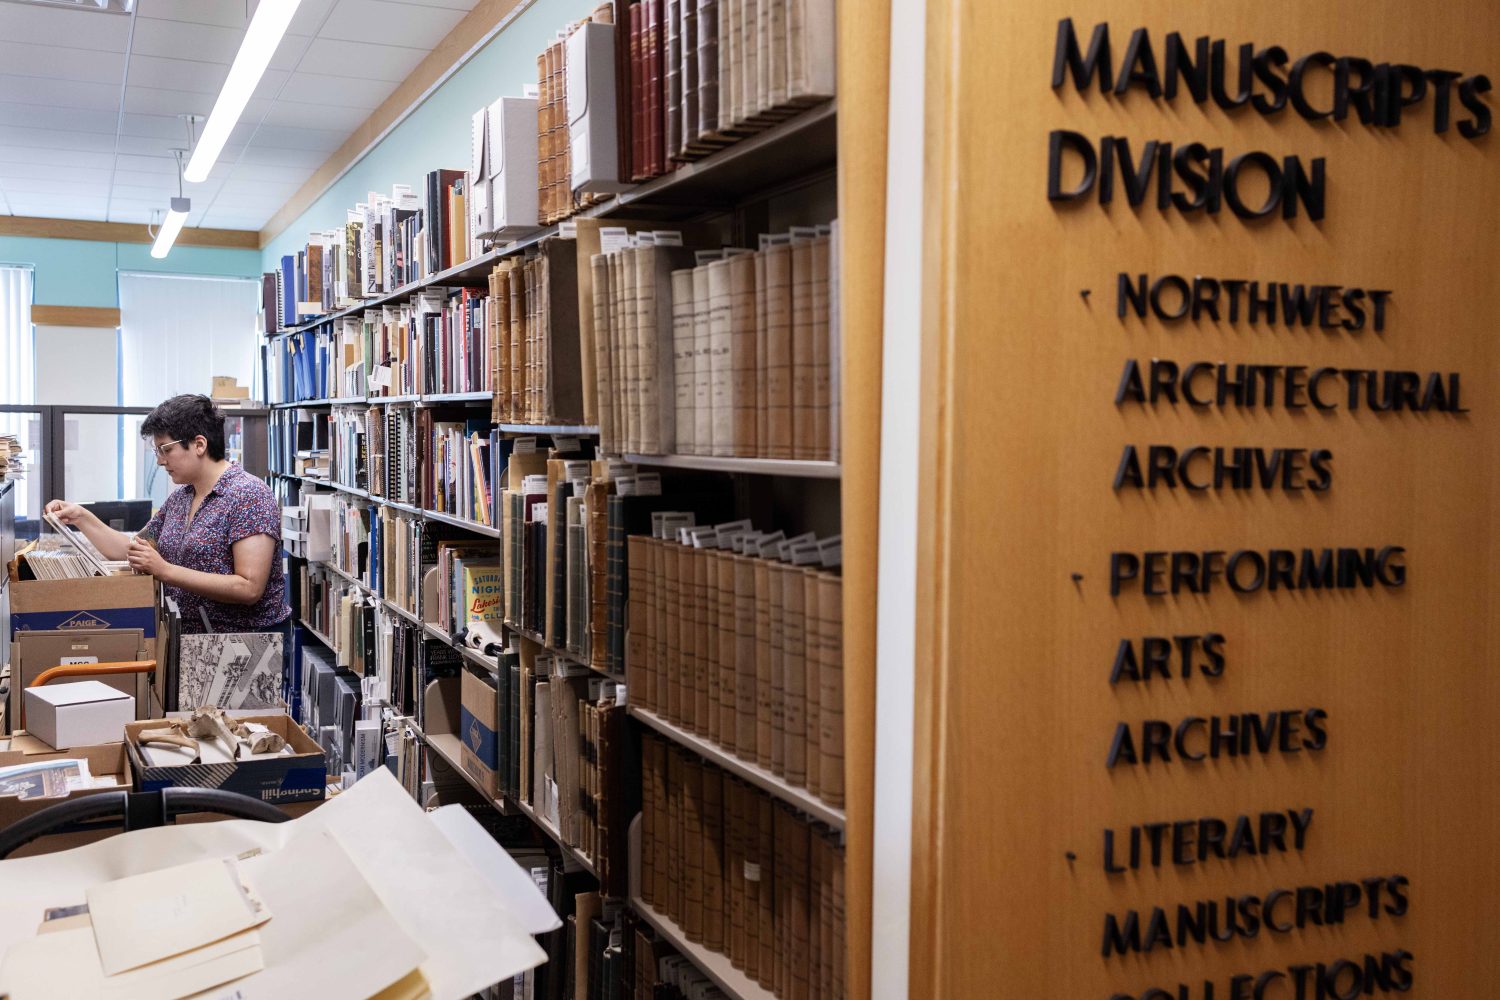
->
[0, 265, 34, 406]
[0, 265, 40, 524]
[118, 271, 259, 408]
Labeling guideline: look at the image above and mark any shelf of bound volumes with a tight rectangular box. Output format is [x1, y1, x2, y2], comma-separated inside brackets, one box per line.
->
[261, 101, 836, 341]
[265, 0, 847, 993]
[630, 898, 775, 1000]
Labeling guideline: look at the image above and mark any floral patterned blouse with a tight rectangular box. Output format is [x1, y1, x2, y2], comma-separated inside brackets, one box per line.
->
[143, 463, 289, 634]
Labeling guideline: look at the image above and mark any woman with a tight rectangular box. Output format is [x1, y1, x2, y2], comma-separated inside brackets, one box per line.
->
[45, 394, 289, 635]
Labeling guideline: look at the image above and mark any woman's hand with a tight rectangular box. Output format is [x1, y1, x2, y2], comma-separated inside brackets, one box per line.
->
[127, 538, 173, 582]
[44, 499, 91, 525]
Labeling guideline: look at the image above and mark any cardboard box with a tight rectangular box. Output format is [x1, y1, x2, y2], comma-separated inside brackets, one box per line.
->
[11, 628, 150, 735]
[24, 681, 134, 750]
[211, 376, 249, 399]
[8, 571, 156, 639]
[125, 713, 327, 805]
[459, 667, 500, 798]
[0, 738, 132, 859]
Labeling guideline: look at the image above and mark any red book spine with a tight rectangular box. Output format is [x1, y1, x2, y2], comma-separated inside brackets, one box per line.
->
[647, 0, 663, 177]
[631, 3, 645, 181]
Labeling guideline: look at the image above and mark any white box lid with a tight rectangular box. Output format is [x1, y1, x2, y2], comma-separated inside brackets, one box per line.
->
[28, 680, 133, 708]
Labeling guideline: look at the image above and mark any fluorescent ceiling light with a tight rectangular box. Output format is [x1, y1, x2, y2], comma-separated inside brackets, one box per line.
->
[184, 0, 302, 183]
[151, 197, 190, 259]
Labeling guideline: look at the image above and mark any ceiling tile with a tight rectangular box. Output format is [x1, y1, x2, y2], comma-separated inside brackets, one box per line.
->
[377, 0, 478, 9]
[233, 145, 327, 168]
[113, 153, 182, 175]
[0, 75, 121, 112]
[0, 5, 133, 54]
[1, 176, 106, 197]
[0, 105, 118, 135]
[321, 0, 465, 49]
[124, 85, 272, 120]
[279, 72, 385, 110]
[298, 36, 426, 82]
[129, 17, 240, 64]
[0, 147, 117, 170]
[115, 133, 249, 159]
[255, 100, 367, 131]
[230, 121, 344, 152]
[286, 0, 339, 38]
[119, 112, 195, 140]
[133, 0, 252, 30]
[213, 161, 309, 183]
[0, 41, 126, 85]
[0, 125, 117, 153]
[110, 170, 180, 189]
[5, 198, 112, 220]
[0, 162, 114, 184]
[125, 54, 233, 96]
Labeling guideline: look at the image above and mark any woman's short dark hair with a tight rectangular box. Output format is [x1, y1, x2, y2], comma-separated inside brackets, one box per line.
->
[141, 394, 226, 461]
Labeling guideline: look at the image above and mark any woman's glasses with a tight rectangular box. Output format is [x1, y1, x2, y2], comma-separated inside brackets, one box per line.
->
[150, 439, 184, 457]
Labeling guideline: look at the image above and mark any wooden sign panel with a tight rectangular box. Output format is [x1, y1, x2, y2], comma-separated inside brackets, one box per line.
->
[910, 2, 1499, 997]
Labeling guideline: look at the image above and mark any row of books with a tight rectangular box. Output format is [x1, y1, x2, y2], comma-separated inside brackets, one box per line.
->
[261, 177, 476, 334]
[626, 526, 844, 807]
[590, 225, 838, 459]
[331, 405, 509, 526]
[266, 221, 842, 467]
[532, 0, 835, 225]
[486, 239, 586, 426]
[268, 408, 329, 479]
[641, 732, 845, 999]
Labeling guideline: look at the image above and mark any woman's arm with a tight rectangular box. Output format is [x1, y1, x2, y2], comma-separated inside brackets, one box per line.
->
[127, 533, 276, 605]
[43, 500, 133, 561]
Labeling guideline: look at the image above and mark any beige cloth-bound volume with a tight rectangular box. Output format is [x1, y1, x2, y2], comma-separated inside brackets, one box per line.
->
[762, 240, 795, 459]
[728, 249, 759, 456]
[706, 256, 736, 455]
[590, 254, 615, 448]
[810, 234, 833, 460]
[790, 237, 817, 459]
[671, 268, 697, 455]
[691, 262, 715, 453]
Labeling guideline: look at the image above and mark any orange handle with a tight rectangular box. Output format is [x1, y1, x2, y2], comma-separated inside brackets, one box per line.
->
[29, 661, 156, 689]
[23, 661, 156, 732]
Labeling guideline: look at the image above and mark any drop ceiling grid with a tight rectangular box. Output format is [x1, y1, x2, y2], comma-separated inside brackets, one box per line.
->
[0, 0, 480, 231]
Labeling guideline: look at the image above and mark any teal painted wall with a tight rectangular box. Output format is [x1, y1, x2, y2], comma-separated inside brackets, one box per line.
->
[0, 235, 260, 308]
[261, 0, 598, 270]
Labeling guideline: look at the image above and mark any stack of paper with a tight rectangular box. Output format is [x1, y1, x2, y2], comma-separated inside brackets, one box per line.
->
[0, 434, 22, 480]
[0, 769, 555, 1000]
[18, 514, 132, 579]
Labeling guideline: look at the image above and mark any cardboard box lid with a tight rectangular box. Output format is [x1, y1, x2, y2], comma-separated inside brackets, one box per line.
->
[26, 680, 134, 709]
